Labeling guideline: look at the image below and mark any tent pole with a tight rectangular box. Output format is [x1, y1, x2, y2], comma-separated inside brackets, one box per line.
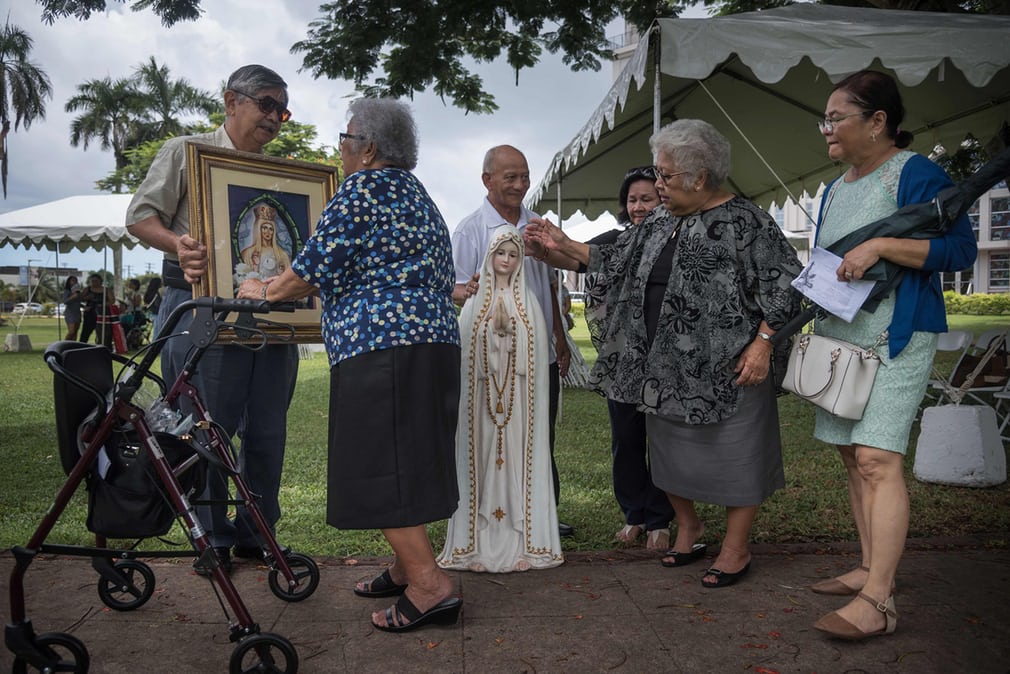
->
[653, 26, 661, 135]
[56, 248, 63, 341]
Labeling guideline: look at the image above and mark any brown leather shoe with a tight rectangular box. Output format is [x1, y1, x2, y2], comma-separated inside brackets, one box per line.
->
[810, 565, 868, 595]
[813, 592, 898, 641]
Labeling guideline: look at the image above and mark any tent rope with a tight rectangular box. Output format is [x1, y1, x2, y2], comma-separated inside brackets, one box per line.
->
[697, 80, 818, 228]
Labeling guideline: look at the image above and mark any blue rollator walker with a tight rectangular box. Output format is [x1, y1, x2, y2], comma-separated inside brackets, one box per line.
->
[5, 297, 319, 673]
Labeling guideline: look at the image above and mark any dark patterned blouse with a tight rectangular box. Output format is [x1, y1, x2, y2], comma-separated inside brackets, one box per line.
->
[585, 197, 802, 424]
[291, 168, 460, 366]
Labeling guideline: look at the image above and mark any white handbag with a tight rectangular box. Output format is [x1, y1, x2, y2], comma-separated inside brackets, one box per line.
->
[782, 331, 887, 420]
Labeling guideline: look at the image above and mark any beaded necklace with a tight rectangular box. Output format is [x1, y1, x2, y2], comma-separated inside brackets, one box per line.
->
[481, 312, 517, 470]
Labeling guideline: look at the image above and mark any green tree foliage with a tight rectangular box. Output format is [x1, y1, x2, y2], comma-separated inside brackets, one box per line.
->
[37, 0, 202, 27]
[68, 58, 218, 193]
[132, 56, 219, 142]
[65, 75, 148, 184]
[292, 1, 689, 114]
[0, 21, 54, 197]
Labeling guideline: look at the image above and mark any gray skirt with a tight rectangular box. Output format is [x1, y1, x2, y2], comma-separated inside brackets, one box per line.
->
[646, 379, 784, 507]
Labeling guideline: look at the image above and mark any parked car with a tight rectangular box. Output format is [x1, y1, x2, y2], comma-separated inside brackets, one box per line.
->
[569, 291, 586, 304]
[12, 302, 44, 315]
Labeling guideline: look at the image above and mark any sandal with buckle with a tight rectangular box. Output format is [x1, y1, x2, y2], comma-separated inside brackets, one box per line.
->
[811, 565, 869, 596]
[701, 561, 751, 588]
[813, 592, 898, 640]
[810, 566, 896, 596]
[660, 543, 707, 568]
[354, 569, 408, 598]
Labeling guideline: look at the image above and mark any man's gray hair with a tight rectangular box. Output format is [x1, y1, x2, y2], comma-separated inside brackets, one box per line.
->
[482, 145, 526, 174]
[346, 98, 419, 170]
[650, 119, 731, 189]
[226, 65, 288, 102]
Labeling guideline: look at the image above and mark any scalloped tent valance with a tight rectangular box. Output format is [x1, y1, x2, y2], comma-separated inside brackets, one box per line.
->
[0, 195, 141, 253]
[528, 4, 1010, 220]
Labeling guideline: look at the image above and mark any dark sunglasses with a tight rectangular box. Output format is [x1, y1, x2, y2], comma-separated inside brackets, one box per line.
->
[232, 89, 291, 122]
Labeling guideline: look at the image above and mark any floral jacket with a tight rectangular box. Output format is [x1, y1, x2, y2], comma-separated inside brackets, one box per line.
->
[586, 197, 802, 424]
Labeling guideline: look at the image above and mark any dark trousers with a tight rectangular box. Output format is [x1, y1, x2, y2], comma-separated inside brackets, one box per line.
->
[158, 286, 299, 547]
[608, 399, 675, 530]
[79, 310, 97, 344]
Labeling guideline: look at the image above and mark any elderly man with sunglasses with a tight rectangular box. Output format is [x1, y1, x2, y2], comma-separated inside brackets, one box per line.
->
[126, 64, 298, 575]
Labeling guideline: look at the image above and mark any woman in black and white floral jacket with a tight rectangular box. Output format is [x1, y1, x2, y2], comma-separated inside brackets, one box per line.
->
[526, 119, 802, 589]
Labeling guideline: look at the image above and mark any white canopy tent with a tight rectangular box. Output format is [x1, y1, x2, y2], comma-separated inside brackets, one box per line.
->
[527, 4, 1010, 221]
[0, 194, 143, 344]
[0, 194, 142, 296]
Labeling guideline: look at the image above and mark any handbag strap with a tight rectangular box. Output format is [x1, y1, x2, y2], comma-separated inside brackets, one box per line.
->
[863, 330, 889, 360]
[791, 335, 839, 398]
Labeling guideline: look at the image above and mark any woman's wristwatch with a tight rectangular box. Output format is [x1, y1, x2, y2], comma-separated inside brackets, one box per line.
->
[756, 331, 773, 343]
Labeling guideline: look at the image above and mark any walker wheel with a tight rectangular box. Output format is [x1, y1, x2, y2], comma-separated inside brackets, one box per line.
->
[267, 552, 320, 602]
[97, 559, 156, 611]
[229, 632, 298, 674]
[11, 632, 90, 673]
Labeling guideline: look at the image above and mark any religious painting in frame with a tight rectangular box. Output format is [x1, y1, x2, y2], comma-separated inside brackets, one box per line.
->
[186, 142, 340, 343]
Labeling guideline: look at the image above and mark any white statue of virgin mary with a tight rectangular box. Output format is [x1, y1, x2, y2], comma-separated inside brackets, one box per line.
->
[438, 225, 563, 572]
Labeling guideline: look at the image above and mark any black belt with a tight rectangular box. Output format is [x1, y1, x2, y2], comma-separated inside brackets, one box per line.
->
[162, 259, 191, 290]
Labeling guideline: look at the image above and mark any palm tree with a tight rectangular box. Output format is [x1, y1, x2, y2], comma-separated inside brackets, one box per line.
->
[0, 22, 54, 198]
[65, 76, 147, 193]
[132, 57, 219, 142]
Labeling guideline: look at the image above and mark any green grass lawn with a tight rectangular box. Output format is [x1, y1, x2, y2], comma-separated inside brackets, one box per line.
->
[2, 314, 1008, 558]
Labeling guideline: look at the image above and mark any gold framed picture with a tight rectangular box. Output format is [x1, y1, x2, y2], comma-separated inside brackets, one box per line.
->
[186, 142, 340, 343]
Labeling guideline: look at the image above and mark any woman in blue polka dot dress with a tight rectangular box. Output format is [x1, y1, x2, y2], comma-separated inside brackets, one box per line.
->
[238, 98, 462, 633]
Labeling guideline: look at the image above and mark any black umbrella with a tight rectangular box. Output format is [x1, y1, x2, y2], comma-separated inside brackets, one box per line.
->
[774, 145, 1010, 344]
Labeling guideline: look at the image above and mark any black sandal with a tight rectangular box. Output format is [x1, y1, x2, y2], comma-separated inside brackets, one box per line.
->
[701, 561, 751, 588]
[354, 569, 408, 598]
[373, 594, 463, 633]
[660, 543, 707, 568]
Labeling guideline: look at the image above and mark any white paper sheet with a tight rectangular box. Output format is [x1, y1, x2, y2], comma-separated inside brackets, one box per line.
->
[791, 247, 875, 322]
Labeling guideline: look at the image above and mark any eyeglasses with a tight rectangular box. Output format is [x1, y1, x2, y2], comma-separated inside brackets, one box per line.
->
[652, 167, 689, 185]
[339, 132, 367, 143]
[817, 111, 871, 134]
[232, 89, 291, 122]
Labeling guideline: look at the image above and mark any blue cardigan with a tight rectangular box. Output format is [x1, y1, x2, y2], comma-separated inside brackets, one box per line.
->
[817, 154, 978, 358]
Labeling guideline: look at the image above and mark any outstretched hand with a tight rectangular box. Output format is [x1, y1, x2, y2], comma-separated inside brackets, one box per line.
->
[524, 217, 566, 252]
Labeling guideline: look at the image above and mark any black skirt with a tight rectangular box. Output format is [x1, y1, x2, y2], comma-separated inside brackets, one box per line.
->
[327, 342, 461, 529]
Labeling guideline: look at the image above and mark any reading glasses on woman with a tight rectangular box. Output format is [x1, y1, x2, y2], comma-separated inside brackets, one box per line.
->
[817, 111, 872, 134]
[651, 167, 688, 185]
[233, 88, 292, 122]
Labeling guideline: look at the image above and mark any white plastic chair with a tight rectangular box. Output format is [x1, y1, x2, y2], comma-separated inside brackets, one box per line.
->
[938, 328, 1010, 406]
[923, 330, 973, 406]
[993, 379, 1010, 444]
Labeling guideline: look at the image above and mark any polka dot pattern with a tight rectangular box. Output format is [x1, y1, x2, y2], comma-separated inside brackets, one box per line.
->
[291, 168, 460, 365]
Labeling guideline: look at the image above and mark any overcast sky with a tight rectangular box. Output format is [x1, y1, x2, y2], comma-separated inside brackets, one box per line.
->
[1, 2, 698, 275]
